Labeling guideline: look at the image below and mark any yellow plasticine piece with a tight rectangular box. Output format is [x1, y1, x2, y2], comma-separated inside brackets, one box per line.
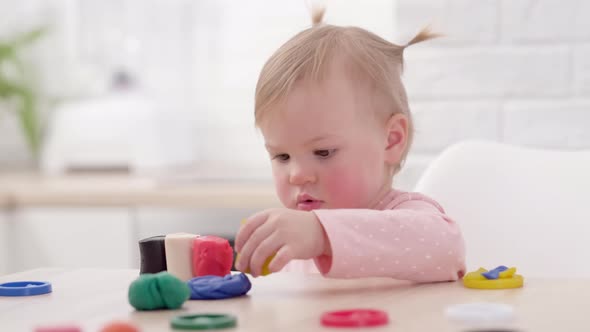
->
[463, 274, 524, 289]
[237, 219, 274, 276]
[499, 267, 516, 278]
[463, 268, 488, 281]
[235, 253, 275, 276]
[463, 266, 524, 289]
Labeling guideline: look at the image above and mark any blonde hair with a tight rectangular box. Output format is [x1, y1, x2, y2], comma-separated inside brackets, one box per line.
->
[254, 6, 439, 164]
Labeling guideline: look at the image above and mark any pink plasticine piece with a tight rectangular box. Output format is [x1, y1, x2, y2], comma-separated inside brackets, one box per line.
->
[35, 325, 82, 332]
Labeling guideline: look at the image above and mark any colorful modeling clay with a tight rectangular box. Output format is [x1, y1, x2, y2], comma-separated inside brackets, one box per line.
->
[463, 266, 523, 289]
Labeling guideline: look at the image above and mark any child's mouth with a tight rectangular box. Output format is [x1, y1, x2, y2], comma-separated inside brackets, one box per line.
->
[297, 199, 323, 211]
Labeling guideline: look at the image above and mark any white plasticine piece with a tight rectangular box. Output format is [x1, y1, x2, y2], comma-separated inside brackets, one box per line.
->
[445, 302, 515, 325]
[165, 233, 199, 281]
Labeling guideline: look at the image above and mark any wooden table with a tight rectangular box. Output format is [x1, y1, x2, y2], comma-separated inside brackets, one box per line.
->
[1, 269, 587, 331]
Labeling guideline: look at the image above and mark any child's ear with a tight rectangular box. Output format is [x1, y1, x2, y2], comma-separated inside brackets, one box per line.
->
[384, 113, 409, 166]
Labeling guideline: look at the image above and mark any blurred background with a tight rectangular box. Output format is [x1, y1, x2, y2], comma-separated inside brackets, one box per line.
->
[0, 0, 589, 275]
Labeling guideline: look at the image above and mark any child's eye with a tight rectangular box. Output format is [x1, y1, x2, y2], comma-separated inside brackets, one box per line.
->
[273, 153, 290, 162]
[314, 149, 336, 159]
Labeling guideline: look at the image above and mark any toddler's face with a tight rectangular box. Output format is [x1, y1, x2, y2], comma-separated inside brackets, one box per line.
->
[259, 70, 394, 211]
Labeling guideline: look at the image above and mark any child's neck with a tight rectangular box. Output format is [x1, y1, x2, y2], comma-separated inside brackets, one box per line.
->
[369, 178, 394, 209]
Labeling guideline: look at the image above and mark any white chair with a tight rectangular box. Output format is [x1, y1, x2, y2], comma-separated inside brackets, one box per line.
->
[414, 140, 590, 277]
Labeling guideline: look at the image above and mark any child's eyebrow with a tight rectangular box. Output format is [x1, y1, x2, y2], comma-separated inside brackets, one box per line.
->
[265, 135, 340, 150]
[304, 135, 339, 146]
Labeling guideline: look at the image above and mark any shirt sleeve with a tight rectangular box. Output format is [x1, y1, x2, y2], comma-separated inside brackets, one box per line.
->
[312, 193, 466, 282]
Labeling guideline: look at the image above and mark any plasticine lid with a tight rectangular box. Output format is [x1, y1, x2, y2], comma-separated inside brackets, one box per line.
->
[0, 281, 52, 297]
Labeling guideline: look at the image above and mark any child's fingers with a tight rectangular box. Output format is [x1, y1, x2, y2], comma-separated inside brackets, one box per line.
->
[268, 245, 294, 273]
[249, 233, 282, 277]
[235, 220, 274, 272]
[234, 210, 269, 253]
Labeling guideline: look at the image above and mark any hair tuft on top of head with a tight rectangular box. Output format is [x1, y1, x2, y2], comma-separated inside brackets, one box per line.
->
[310, 3, 326, 27]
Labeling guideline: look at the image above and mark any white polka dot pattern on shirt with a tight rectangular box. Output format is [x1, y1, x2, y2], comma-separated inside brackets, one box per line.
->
[308, 190, 465, 280]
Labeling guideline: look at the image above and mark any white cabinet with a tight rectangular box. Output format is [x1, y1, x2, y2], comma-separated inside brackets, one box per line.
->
[0, 211, 8, 275]
[0, 173, 278, 274]
[6, 208, 133, 273]
[0, 207, 253, 274]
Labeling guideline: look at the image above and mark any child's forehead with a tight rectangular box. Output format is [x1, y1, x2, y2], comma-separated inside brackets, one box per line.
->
[260, 89, 378, 143]
[289, 65, 373, 103]
[282, 79, 364, 118]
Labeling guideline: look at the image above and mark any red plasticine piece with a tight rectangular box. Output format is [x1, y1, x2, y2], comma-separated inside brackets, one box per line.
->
[321, 309, 389, 328]
[99, 321, 140, 332]
[193, 236, 234, 277]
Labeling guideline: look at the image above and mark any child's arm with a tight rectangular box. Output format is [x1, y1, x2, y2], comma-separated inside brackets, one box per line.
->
[313, 193, 465, 282]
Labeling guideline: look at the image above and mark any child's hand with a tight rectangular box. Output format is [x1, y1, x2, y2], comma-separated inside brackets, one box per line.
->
[234, 208, 330, 277]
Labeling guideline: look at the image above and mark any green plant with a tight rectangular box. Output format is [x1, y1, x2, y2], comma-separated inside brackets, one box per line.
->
[0, 27, 45, 157]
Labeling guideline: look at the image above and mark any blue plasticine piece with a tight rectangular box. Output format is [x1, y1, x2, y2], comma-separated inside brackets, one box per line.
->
[481, 265, 509, 280]
[187, 273, 252, 300]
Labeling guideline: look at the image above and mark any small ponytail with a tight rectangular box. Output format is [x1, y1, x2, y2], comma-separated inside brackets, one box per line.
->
[404, 26, 442, 48]
[399, 26, 441, 73]
[310, 3, 326, 27]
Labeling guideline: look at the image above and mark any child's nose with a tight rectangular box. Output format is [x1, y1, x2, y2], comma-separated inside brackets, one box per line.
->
[288, 164, 316, 185]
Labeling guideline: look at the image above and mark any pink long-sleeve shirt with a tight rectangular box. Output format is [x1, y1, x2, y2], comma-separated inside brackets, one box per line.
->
[284, 189, 466, 282]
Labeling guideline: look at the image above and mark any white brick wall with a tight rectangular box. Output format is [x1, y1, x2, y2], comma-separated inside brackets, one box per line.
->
[404, 46, 570, 98]
[503, 100, 590, 148]
[394, 0, 499, 45]
[501, 0, 590, 42]
[397, 0, 590, 187]
[574, 45, 590, 95]
[411, 101, 501, 152]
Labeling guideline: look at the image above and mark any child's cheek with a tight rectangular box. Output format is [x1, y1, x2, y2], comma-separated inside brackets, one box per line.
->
[322, 166, 370, 208]
[273, 168, 293, 208]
